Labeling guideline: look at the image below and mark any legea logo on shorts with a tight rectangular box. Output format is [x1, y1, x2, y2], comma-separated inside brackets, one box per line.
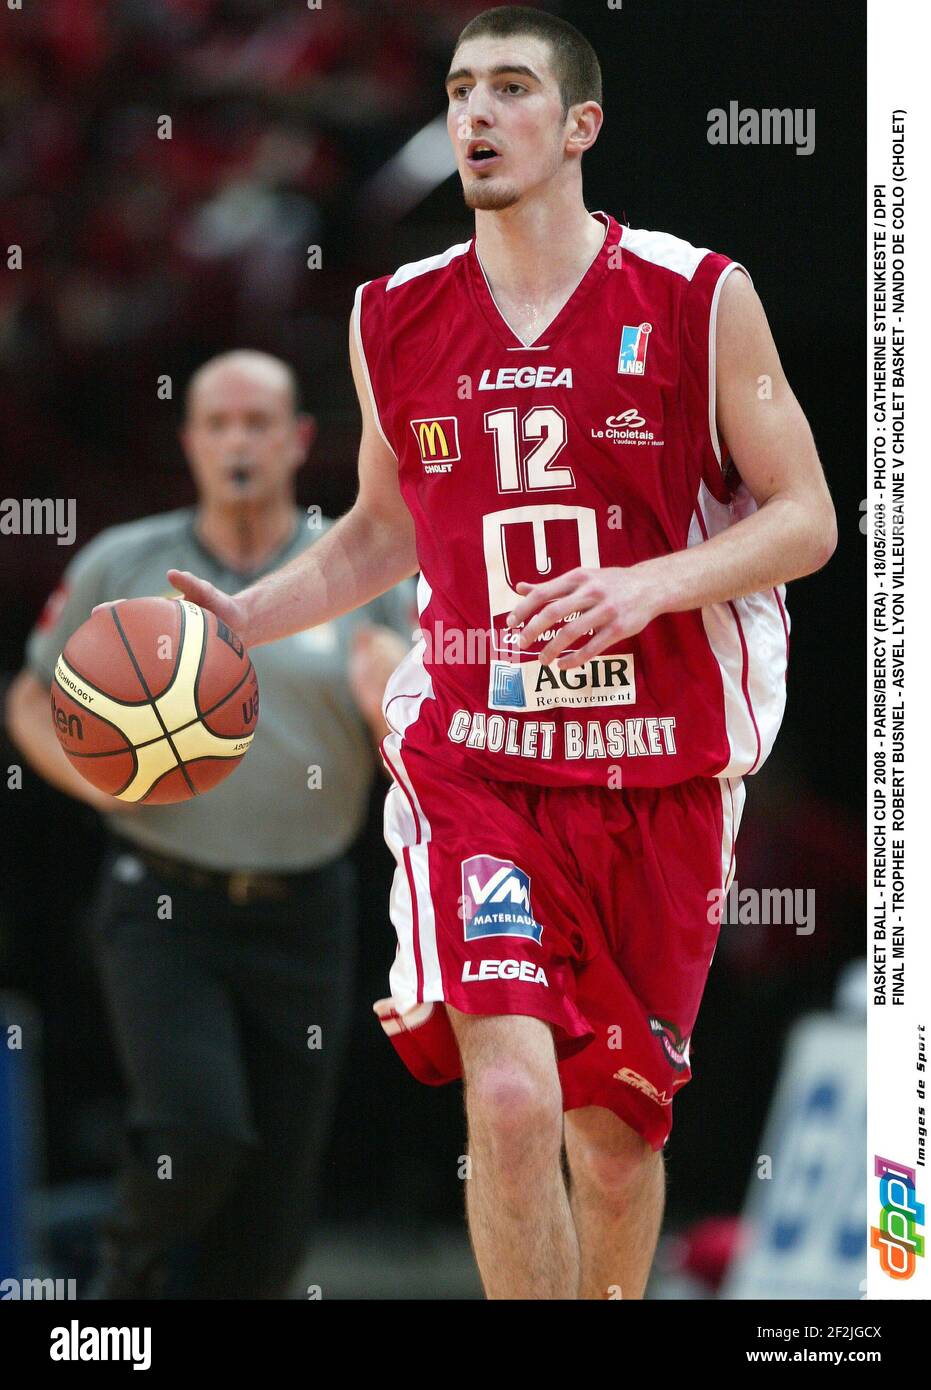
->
[462, 959, 548, 985]
[459, 855, 544, 943]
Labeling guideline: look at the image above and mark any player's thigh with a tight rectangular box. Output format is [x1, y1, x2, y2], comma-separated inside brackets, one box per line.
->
[447, 1007, 563, 1120]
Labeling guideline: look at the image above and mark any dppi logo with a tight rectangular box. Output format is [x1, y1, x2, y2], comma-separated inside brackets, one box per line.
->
[459, 855, 544, 943]
[870, 1155, 925, 1279]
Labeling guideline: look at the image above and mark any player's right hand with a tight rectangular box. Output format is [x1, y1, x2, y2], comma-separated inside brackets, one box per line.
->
[165, 569, 249, 641]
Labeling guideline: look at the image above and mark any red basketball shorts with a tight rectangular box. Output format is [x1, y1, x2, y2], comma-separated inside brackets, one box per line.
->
[375, 733, 745, 1151]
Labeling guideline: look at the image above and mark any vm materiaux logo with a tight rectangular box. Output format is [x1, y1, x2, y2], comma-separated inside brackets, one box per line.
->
[617, 322, 652, 375]
[870, 1155, 925, 1279]
[410, 416, 460, 471]
[460, 854, 544, 943]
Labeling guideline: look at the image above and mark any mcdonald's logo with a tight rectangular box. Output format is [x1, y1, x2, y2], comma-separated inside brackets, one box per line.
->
[410, 416, 461, 468]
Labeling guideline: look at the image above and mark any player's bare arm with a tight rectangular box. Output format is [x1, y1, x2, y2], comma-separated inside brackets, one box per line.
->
[348, 622, 411, 742]
[510, 269, 837, 668]
[165, 311, 419, 648]
[6, 668, 140, 813]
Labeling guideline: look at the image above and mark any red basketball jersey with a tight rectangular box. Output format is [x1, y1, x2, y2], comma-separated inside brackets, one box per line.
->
[355, 210, 789, 788]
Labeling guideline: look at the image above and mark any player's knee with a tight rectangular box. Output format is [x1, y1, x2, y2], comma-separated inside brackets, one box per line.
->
[569, 1126, 657, 1201]
[466, 1061, 562, 1156]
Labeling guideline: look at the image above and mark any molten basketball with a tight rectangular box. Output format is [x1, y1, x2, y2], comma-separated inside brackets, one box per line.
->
[51, 597, 259, 804]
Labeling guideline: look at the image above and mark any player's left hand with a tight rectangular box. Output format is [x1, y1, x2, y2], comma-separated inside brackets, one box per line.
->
[507, 565, 660, 670]
[348, 623, 408, 732]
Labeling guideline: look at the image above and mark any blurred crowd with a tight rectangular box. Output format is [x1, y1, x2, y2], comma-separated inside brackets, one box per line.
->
[0, 0, 480, 633]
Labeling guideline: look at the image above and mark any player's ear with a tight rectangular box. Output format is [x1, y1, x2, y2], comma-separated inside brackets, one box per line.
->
[565, 100, 603, 156]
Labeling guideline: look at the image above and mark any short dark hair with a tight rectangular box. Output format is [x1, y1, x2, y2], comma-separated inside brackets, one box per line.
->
[453, 6, 602, 118]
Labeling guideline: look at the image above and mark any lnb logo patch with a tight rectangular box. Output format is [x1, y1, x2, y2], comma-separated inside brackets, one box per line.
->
[618, 322, 652, 376]
[460, 855, 544, 943]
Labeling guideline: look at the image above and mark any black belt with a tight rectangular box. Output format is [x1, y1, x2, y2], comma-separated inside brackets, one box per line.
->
[130, 846, 321, 905]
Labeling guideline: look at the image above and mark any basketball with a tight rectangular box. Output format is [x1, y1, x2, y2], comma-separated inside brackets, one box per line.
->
[50, 597, 259, 804]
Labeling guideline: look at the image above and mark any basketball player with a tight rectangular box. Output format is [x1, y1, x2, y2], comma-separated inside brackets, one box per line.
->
[168, 8, 837, 1298]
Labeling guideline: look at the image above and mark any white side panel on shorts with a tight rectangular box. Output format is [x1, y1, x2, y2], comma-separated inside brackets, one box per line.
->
[706, 774, 747, 978]
[384, 784, 420, 1006]
[405, 839, 443, 1001]
[380, 574, 443, 1006]
[382, 743, 444, 1006]
[719, 775, 746, 893]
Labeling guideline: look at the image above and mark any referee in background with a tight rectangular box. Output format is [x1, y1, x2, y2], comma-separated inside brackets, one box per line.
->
[6, 350, 414, 1298]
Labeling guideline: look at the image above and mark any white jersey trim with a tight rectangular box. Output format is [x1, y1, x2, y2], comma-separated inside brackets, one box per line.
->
[619, 224, 712, 281]
[352, 281, 398, 460]
[382, 572, 435, 739]
[689, 480, 789, 778]
[708, 261, 753, 468]
[386, 239, 471, 291]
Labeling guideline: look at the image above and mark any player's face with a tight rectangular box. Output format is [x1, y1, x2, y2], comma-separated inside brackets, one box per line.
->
[182, 369, 310, 507]
[446, 36, 568, 211]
